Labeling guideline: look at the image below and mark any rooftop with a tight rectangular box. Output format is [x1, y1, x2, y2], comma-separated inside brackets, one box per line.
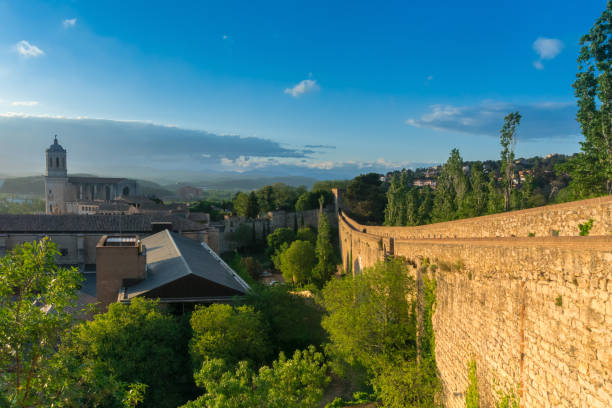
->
[0, 214, 207, 233]
[120, 230, 249, 302]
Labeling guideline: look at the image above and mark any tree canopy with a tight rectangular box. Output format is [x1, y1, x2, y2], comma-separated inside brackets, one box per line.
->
[0, 238, 82, 407]
[190, 304, 272, 368]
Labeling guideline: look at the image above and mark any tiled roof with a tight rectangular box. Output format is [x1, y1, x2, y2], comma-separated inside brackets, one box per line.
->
[68, 176, 128, 184]
[0, 214, 206, 233]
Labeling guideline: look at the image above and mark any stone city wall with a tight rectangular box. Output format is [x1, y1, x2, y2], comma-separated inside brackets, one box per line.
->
[337, 196, 612, 407]
[356, 195, 612, 240]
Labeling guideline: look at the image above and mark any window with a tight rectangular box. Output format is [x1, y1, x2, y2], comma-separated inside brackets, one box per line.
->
[62, 158, 65, 168]
[60, 248, 68, 257]
[56, 157, 59, 167]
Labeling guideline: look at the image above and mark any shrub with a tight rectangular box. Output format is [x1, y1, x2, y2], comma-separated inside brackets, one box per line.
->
[578, 219, 594, 236]
[465, 359, 479, 408]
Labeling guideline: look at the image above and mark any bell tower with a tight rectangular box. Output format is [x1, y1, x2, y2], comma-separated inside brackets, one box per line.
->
[45, 136, 68, 214]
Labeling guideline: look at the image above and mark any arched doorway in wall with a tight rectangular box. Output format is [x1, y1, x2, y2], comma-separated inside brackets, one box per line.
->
[122, 186, 130, 197]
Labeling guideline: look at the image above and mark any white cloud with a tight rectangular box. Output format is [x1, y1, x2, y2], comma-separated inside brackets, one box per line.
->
[406, 100, 579, 140]
[533, 37, 564, 59]
[222, 34, 228, 40]
[11, 101, 38, 107]
[15, 41, 44, 58]
[63, 18, 77, 28]
[532, 37, 563, 69]
[284, 79, 319, 97]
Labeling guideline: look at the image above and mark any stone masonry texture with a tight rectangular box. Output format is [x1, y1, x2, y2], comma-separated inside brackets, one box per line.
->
[337, 195, 612, 408]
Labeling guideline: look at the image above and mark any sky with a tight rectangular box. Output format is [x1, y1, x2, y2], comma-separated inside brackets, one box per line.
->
[0, 0, 607, 180]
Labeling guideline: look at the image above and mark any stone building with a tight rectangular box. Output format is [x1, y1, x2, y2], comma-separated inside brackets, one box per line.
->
[45, 136, 138, 214]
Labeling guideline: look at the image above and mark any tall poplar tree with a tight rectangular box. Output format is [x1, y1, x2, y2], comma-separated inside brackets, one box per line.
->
[314, 198, 336, 286]
[432, 149, 465, 222]
[499, 112, 521, 211]
[563, 2, 612, 197]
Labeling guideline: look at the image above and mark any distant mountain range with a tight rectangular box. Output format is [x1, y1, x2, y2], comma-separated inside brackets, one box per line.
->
[0, 174, 321, 199]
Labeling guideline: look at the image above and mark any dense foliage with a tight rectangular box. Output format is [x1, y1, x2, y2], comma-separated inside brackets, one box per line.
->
[320, 258, 440, 407]
[279, 240, 317, 285]
[342, 173, 387, 224]
[61, 298, 193, 408]
[0, 239, 82, 407]
[190, 304, 272, 368]
[560, 1, 612, 197]
[182, 347, 329, 408]
[241, 284, 327, 358]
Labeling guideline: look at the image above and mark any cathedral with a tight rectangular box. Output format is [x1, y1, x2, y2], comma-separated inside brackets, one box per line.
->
[45, 136, 138, 214]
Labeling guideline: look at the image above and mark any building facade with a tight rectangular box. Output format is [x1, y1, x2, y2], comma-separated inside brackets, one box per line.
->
[45, 136, 138, 214]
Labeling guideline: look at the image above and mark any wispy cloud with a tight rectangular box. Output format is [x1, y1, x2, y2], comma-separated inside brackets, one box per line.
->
[406, 100, 579, 140]
[304, 144, 336, 149]
[284, 78, 319, 97]
[532, 37, 563, 70]
[11, 101, 38, 106]
[63, 18, 77, 28]
[15, 41, 44, 58]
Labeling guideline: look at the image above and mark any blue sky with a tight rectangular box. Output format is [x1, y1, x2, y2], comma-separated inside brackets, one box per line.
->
[0, 0, 607, 179]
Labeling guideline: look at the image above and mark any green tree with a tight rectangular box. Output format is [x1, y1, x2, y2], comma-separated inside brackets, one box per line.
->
[417, 186, 434, 225]
[500, 112, 521, 211]
[242, 284, 326, 357]
[266, 227, 296, 255]
[320, 258, 415, 372]
[487, 172, 504, 214]
[343, 173, 386, 224]
[190, 304, 272, 368]
[313, 210, 337, 286]
[182, 347, 329, 408]
[296, 227, 316, 245]
[432, 149, 466, 222]
[562, 2, 612, 197]
[405, 187, 421, 226]
[384, 173, 407, 226]
[279, 240, 316, 285]
[66, 298, 192, 408]
[465, 162, 488, 217]
[246, 192, 260, 219]
[257, 185, 275, 212]
[371, 357, 440, 408]
[233, 192, 250, 217]
[0, 238, 82, 407]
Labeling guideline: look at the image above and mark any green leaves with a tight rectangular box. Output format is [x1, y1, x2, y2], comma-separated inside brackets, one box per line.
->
[279, 240, 316, 285]
[183, 347, 329, 408]
[320, 258, 416, 372]
[190, 304, 272, 368]
[499, 112, 521, 212]
[0, 238, 82, 407]
[565, 2, 612, 196]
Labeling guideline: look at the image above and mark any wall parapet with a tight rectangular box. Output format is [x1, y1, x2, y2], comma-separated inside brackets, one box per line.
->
[342, 195, 612, 239]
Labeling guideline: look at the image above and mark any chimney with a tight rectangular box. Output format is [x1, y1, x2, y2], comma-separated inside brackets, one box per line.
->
[96, 235, 146, 310]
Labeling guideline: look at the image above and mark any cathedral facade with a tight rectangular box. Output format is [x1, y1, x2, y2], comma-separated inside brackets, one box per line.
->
[45, 137, 138, 214]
